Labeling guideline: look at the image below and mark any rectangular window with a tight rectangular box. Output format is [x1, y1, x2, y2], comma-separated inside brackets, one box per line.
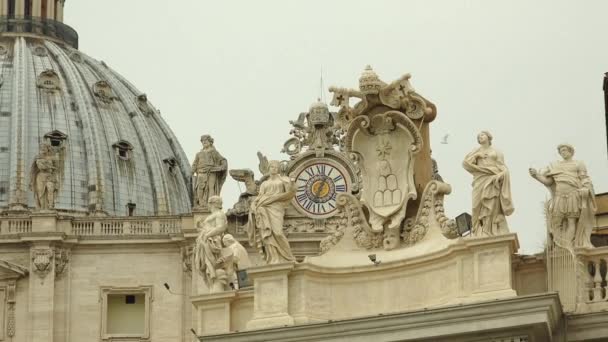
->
[100, 286, 152, 340]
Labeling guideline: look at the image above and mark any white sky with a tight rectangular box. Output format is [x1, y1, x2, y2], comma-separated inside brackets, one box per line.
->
[66, 0, 608, 254]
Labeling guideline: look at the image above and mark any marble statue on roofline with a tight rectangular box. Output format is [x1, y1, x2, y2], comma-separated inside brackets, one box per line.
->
[192, 135, 227, 210]
[194, 196, 233, 293]
[462, 131, 514, 237]
[529, 144, 596, 249]
[246, 160, 296, 264]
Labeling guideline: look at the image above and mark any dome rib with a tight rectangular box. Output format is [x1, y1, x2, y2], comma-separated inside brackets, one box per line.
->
[8, 37, 27, 210]
[46, 40, 106, 213]
[108, 69, 193, 206]
[90, 61, 172, 215]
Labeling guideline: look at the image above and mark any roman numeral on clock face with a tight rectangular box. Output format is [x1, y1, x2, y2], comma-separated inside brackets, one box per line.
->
[293, 162, 349, 217]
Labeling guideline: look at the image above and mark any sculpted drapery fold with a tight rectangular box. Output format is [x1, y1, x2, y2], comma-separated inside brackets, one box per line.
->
[463, 131, 514, 237]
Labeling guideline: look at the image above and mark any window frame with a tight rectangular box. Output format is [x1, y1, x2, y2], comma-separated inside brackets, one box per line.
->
[99, 285, 153, 341]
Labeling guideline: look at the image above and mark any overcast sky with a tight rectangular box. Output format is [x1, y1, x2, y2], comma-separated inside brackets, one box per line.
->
[66, 0, 608, 254]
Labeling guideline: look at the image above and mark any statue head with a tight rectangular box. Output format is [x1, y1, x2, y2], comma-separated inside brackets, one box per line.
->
[222, 234, 236, 247]
[477, 131, 493, 146]
[557, 144, 575, 160]
[268, 160, 281, 176]
[200, 135, 214, 148]
[208, 195, 222, 210]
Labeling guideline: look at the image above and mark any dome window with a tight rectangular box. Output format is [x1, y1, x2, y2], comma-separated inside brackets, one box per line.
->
[113, 140, 134, 160]
[32, 45, 48, 57]
[69, 52, 83, 63]
[163, 157, 178, 173]
[44, 130, 68, 148]
[37, 70, 61, 92]
[137, 94, 154, 116]
[93, 81, 115, 103]
[126, 202, 136, 216]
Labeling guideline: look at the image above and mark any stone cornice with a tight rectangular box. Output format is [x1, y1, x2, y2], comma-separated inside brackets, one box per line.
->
[198, 293, 562, 342]
[0, 259, 29, 279]
[294, 233, 519, 276]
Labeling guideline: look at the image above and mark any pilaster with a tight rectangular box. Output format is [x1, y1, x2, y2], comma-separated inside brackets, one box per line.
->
[28, 242, 56, 342]
[246, 262, 295, 330]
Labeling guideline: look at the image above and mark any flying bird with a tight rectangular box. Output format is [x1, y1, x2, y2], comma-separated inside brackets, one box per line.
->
[440, 134, 449, 144]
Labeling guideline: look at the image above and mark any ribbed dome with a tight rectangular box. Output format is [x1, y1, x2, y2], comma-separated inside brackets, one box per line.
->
[0, 36, 192, 216]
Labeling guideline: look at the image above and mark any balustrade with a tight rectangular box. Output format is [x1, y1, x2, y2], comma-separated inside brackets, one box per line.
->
[66, 217, 183, 237]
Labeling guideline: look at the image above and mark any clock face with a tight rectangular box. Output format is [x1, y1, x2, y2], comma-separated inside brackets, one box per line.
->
[293, 162, 348, 218]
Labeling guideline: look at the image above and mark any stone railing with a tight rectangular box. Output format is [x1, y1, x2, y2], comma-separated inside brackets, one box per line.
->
[0, 218, 33, 234]
[578, 246, 608, 311]
[0, 215, 184, 237]
[70, 217, 182, 236]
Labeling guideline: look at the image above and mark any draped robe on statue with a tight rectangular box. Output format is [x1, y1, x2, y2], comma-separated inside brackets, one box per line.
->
[247, 175, 295, 264]
[463, 147, 514, 237]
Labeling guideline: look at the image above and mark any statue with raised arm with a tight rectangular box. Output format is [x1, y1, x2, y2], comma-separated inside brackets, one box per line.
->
[463, 131, 514, 237]
[194, 196, 233, 293]
[529, 144, 596, 248]
[192, 135, 228, 210]
[30, 142, 58, 210]
[246, 160, 296, 264]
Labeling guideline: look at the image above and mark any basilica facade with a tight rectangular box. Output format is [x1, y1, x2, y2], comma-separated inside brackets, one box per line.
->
[0, 2, 607, 342]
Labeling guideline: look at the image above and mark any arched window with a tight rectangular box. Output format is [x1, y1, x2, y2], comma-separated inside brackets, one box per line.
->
[112, 140, 134, 161]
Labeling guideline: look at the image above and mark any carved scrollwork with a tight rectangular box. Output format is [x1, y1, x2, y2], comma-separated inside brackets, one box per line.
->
[181, 245, 193, 275]
[54, 248, 71, 278]
[401, 181, 457, 245]
[319, 193, 382, 254]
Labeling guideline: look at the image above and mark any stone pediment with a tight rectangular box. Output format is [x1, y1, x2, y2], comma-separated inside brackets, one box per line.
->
[0, 259, 29, 280]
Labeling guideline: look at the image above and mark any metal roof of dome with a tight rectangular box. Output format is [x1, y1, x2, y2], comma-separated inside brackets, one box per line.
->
[0, 36, 192, 216]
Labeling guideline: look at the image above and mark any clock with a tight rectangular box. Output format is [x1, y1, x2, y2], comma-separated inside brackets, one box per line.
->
[292, 162, 349, 218]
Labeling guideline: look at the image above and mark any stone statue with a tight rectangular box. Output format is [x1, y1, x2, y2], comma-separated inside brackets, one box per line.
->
[246, 160, 296, 264]
[529, 144, 596, 248]
[222, 234, 251, 289]
[192, 135, 227, 210]
[194, 196, 233, 293]
[29, 142, 58, 210]
[222, 234, 251, 270]
[462, 131, 514, 237]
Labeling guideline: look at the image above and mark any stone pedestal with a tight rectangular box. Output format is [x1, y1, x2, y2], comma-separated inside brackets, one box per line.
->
[192, 291, 236, 335]
[30, 212, 58, 233]
[246, 262, 295, 330]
